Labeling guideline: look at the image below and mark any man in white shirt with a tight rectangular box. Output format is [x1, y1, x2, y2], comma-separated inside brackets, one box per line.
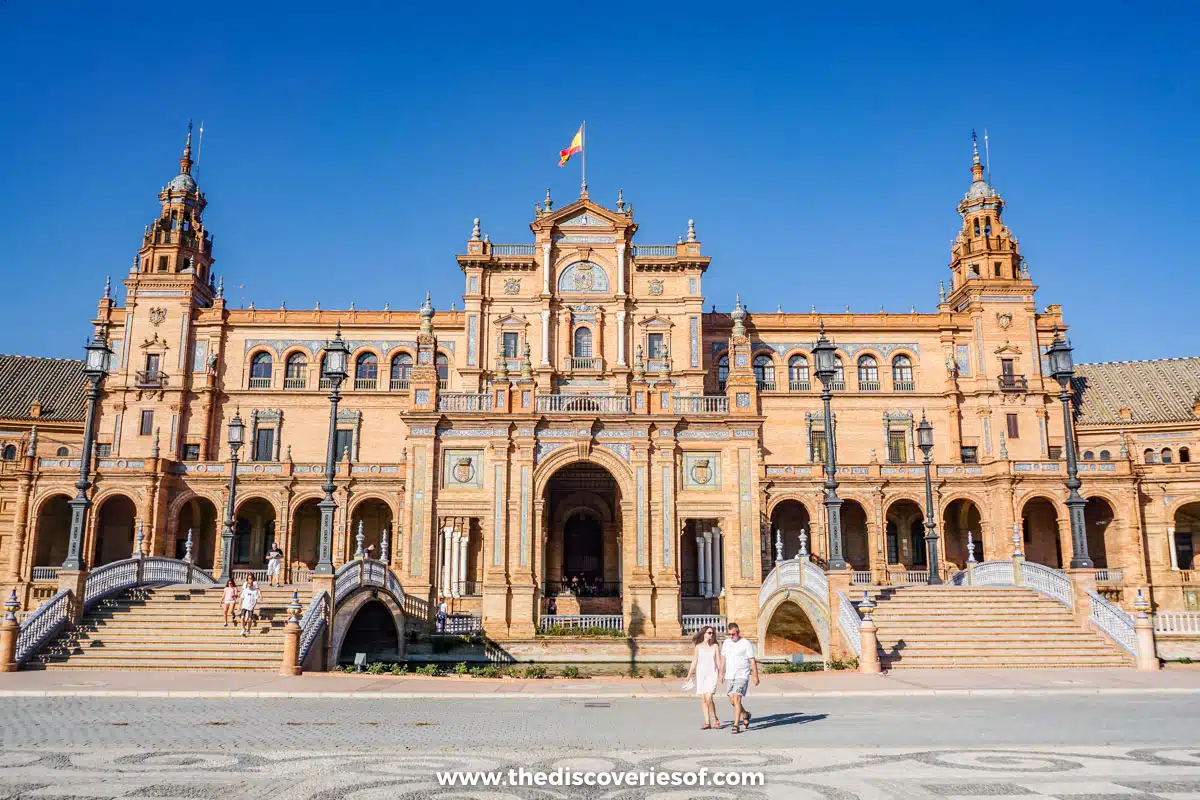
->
[718, 622, 759, 733]
[239, 579, 261, 637]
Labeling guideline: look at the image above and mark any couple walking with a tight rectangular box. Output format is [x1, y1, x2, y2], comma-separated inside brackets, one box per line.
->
[685, 622, 760, 733]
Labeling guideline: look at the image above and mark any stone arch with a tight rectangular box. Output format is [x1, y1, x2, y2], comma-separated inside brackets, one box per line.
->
[175, 495, 220, 569]
[290, 496, 322, 569]
[94, 493, 138, 566]
[1020, 494, 1064, 569]
[756, 589, 829, 660]
[768, 498, 811, 561]
[1172, 501, 1200, 571]
[533, 447, 635, 501]
[884, 496, 926, 568]
[348, 496, 395, 561]
[32, 493, 73, 569]
[234, 496, 278, 570]
[942, 496, 983, 567]
[1084, 495, 1118, 569]
[330, 589, 406, 668]
[840, 498, 871, 570]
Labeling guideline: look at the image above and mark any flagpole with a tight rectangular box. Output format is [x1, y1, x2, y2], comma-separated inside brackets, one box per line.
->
[580, 120, 587, 196]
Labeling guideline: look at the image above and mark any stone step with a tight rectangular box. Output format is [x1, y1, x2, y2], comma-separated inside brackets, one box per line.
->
[875, 640, 1120, 653]
[37, 656, 279, 670]
[881, 654, 1131, 668]
[873, 632, 1106, 643]
[68, 636, 284, 650]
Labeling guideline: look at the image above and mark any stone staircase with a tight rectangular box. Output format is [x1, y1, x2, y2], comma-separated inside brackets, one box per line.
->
[869, 586, 1132, 668]
[29, 585, 298, 671]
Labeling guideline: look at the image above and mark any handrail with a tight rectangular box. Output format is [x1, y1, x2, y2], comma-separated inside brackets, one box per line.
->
[297, 591, 329, 666]
[332, 558, 426, 620]
[757, 557, 829, 610]
[1087, 589, 1136, 656]
[15, 589, 72, 665]
[1020, 562, 1073, 608]
[1154, 611, 1200, 634]
[837, 591, 862, 658]
[83, 557, 216, 609]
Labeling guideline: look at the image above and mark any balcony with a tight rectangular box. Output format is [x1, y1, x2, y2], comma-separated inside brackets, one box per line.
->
[438, 393, 492, 412]
[827, 380, 845, 391]
[789, 380, 810, 392]
[354, 378, 378, 390]
[568, 356, 603, 372]
[248, 377, 272, 389]
[135, 370, 167, 389]
[490, 243, 536, 256]
[284, 377, 307, 390]
[858, 380, 880, 392]
[673, 395, 728, 415]
[318, 377, 335, 389]
[537, 394, 630, 414]
[999, 374, 1028, 392]
[390, 378, 410, 391]
[894, 380, 915, 392]
[757, 380, 776, 392]
[632, 244, 676, 258]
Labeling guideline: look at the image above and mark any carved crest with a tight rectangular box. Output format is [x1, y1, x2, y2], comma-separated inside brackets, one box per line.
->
[648, 279, 665, 296]
[572, 262, 595, 291]
[149, 307, 167, 327]
[503, 278, 521, 295]
[997, 312, 1013, 330]
[690, 458, 712, 485]
[453, 457, 476, 484]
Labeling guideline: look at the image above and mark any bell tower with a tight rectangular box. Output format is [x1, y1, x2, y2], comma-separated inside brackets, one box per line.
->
[135, 123, 216, 304]
[946, 131, 1028, 305]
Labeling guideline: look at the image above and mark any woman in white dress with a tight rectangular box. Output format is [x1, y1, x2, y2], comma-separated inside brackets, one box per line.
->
[685, 625, 722, 729]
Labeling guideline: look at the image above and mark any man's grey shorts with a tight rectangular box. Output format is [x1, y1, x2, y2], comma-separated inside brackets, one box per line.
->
[726, 676, 750, 696]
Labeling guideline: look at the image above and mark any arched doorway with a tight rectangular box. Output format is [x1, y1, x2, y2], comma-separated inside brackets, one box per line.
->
[1085, 497, 1117, 569]
[1022, 497, 1062, 568]
[337, 599, 401, 666]
[291, 498, 321, 569]
[885, 499, 925, 568]
[234, 498, 276, 570]
[94, 495, 137, 566]
[175, 497, 219, 569]
[1174, 502, 1200, 572]
[763, 599, 822, 657]
[841, 500, 870, 571]
[543, 461, 622, 614]
[349, 498, 393, 561]
[769, 500, 811, 562]
[942, 499, 983, 568]
[32, 494, 72, 570]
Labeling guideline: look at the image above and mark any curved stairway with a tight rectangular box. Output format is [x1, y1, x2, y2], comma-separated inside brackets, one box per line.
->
[869, 586, 1132, 668]
[29, 585, 298, 670]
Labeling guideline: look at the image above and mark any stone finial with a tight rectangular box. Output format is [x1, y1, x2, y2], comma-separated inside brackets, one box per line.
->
[495, 353, 509, 381]
[380, 527, 390, 564]
[151, 427, 161, 458]
[349, 301, 356, 312]
[216, 277, 224, 299]
[1133, 588, 1150, 615]
[384, 302, 390, 312]
[248, 300, 255, 311]
[315, 301, 321, 311]
[687, 219, 696, 242]
[355, 520, 366, 559]
[288, 591, 302, 624]
[731, 294, 746, 337]
[998, 428, 1009, 459]
[4, 589, 19, 622]
[1119, 428, 1130, 458]
[104, 276, 112, 300]
[774, 529, 783, 564]
[677, 235, 683, 244]
[870, 447, 877, 463]
[661, 344, 672, 378]
[132, 252, 141, 274]
[1011, 527, 1024, 558]
[1021, 259, 1030, 278]
[967, 530, 976, 563]
[420, 292, 435, 335]
[859, 590, 876, 621]
[343, 444, 351, 463]
[26, 426, 37, 459]
[471, 217, 481, 241]
[520, 342, 533, 380]
[544, 188, 553, 212]
[451, 302, 456, 312]
[534, 202, 541, 216]
[135, 522, 145, 558]
[183, 528, 194, 563]
[845, 304, 851, 313]
[939, 280, 946, 302]
[285, 444, 293, 463]
[798, 528, 809, 557]
[616, 188, 625, 213]
[633, 344, 646, 381]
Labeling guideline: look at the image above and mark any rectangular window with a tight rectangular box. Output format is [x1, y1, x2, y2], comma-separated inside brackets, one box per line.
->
[254, 428, 275, 462]
[887, 430, 907, 463]
[502, 332, 519, 359]
[1006, 413, 1019, 439]
[96, 443, 112, 458]
[334, 429, 354, 462]
[647, 333, 664, 360]
[994, 262, 1002, 277]
[145, 353, 161, 376]
[1000, 358, 1015, 377]
[810, 431, 827, 463]
[182, 444, 201, 461]
[961, 446, 978, 464]
[157, 255, 168, 272]
[1177, 534, 1195, 571]
[139, 410, 154, 436]
[660, 391, 669, 410]
[1048, 445, 1063, 460]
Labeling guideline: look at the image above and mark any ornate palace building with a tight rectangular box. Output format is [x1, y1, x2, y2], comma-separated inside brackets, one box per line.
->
[2, 132, 1198, 671]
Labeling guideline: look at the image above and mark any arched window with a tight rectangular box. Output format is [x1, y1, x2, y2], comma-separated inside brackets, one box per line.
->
[973, 219, 981, 236]
[717, 354, 729, 390]
[249, 352, 273, 387]
[1144, 448, 1157, 464]
[753, 354, 775, 388]
[436, 353, 450, 386]
[832, 356, 845, 388]
[857, 355, 879, 388]
[56, 446, 69, 457]
[573, 327, 593, 359]
[1162, 448, 1174, 464]
[390, 353, 413, 388]
[892, 355, 914, 389]
[285, 353, 307, 388]
[1181, 447, 1191, 464]
[355, 354, 378, 389]
[788, 355, 810, 390]
[1, 445, 15, 461]
[1082, 450, 1094, 461]
[1099, 450, 1111, 461]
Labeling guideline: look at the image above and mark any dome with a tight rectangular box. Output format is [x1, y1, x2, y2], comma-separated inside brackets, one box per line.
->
[167, 173, 197, 193]
[963, 178, 998, 203]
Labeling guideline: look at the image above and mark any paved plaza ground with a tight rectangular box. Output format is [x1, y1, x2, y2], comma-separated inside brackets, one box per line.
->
[0, 669, 1198, 798]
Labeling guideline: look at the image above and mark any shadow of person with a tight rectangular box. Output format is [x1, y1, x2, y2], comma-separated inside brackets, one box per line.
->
[744, 712, 828, 730]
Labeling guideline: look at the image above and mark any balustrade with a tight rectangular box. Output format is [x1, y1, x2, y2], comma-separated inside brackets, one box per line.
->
[569, 357, 602, 371]
[858, 380, 880, 392]
[135, 370, 168, 389]
[536, 394, 630, 414]
[757, 380, 776, 392]
[673, 395, 728, 414]
[1154, 611, 1200, 634]
[998, 374, 1029, 392]
[284, 377, 307, 390]
[681, 615, 727, 635]
[893, 380, 915, 392]
[538, 614, 623, 632]
[390, 378, 410, 391]
[437, 393, 493, 412]
[788, 380, 810, 392]
[354, 378, 377, 390]
[632, 244, 676, 257]
[30, 567, 58, 582]
[490, 243, 537, 256]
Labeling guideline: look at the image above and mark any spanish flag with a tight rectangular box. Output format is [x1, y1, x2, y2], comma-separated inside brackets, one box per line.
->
[559, 125, 583, 166]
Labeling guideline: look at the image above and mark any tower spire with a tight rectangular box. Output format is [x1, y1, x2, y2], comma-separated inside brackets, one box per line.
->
[180, 121, 194, 176]
[970, 129, 984, 182]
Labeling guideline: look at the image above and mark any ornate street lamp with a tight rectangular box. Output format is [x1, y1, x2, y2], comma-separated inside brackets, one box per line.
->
[219, 410, 246, 581]
[811, 324, 847, 571]
[62, 334, 113, 571]
[316, 325, 350, 575]
[916, 412, 942, 585]
[1046, 329, 1093, 569]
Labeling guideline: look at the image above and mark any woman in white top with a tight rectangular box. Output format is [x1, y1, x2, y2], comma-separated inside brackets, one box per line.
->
[685, 625, 722, 729]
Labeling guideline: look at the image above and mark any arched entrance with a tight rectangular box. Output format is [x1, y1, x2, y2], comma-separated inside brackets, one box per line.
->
[1022, 497, 1062, 568]
[32, 494, 72, 569]
[291, 498, 321, 569]
[1174, 502, 1200, 572]
[943, 499, 983, 568]
[763, 599, 822, 657]
[337, 599, 401, 666]
[176, 497, 219, 569]
[841, 500, 870, 570]
[542, 461, 622, 613]
[769, 500, 811, 561]
[885, 499, 925, 568]
[234, 498, 276, 570]
[1085, 497, 1117, 569]
[94, 495, 137, 566]
[349, 498, 393, 561]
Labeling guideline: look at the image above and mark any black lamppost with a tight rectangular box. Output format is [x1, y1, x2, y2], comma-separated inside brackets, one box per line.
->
[916, 412, 942, 585]
[62, 335, 112, 571]
[811, 325, 847, 571]
[316, 326, 350, 575]
[1047, 330, 1093, 569]
[219, 411, 246, 581]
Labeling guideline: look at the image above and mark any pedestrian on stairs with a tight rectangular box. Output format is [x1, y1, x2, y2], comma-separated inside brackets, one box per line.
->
[240, 577, 261, 636]
[266, 542, 284, 587]
[221, 579, 238, 627]
[436, 597, 448, 633]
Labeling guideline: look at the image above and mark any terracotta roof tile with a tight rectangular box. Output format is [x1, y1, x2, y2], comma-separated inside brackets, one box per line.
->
[0, 355, 88, 423]
[1072, 357, 1200, 427]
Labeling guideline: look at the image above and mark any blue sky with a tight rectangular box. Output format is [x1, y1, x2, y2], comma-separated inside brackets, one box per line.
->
[2, 2, 1197, 363]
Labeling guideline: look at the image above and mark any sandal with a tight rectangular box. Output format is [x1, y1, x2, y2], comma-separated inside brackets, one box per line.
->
[742, 711, 752, 728]
[700, 724, 711, 730]
[730, 723, 741, 734]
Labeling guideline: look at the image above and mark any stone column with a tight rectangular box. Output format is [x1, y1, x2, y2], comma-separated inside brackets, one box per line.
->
[541, 242, 552, 294]
[540, 310, 551, 367]
[616, 311, 627, 367]
[714, 526, 724, 597]
[1168, 526, 1179, 570]
[696, 531, 708, 597]
[0, 593, 18, 672]
[705, 530, 716, 598]
[616, 243, 626, 296]
[457, 526, 469, 596]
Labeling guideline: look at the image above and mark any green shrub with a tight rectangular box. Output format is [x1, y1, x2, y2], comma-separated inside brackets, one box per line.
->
[560, 666, 584, 679]
[453, 662, 469, 675]
[828, 657, 858, 671]
[1177, 657, 1194, 664]
[761, 663, 789, 674]
[389, 663, 406, 675]
[648, 667, 664, 678]
[469, 665, 501, 678]
[522, 665, 549, 679]
[536, 625, 625, 638]
[626, 666, 641, 678]
[415, 663, 441, 677]
[670, 664, 688, 678]
[366, 661, 387, 675]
